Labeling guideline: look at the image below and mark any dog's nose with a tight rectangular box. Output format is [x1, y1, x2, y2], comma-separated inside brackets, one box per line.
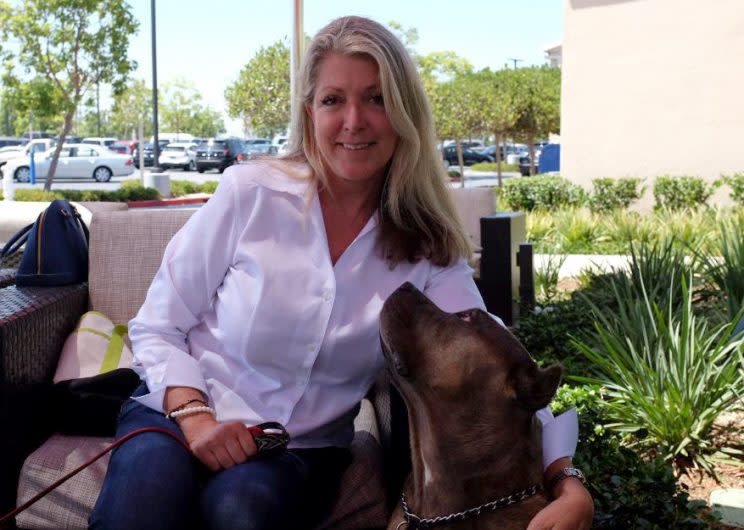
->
[398, 282, 416, 292]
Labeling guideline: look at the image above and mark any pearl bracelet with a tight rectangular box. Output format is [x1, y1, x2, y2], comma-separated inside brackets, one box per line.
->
[167, 405, 216, 420]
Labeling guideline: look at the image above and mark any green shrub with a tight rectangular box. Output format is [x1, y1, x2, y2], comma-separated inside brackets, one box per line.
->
[721, 173, 744, 205]
[170, 179, 203, 197]
[551, 208, 611, 254]
[13, 189, 62, 201]
[201, 181, 218, 194]
[119, 178, 143, 190]
[469, 162, 519, 172]
[115, 186, 161, 202]
[551, 385, 718, 529]
[535, 254, 566, 304]
[573, 273, 744, 475]
[500, 176, 587, 211]
[589, 177, 644, 212]
[697, 214, 744, 321]
[514, 297, 597, 377]
[653, 176, 713, 211]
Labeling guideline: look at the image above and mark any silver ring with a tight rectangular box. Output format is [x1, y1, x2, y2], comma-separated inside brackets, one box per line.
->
[396, 522, 408, 530]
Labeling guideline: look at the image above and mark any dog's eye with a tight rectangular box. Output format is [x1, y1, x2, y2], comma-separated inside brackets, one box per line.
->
[456, 309, 478, 322]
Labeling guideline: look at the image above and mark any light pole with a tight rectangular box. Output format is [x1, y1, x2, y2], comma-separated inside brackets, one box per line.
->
[508, 58, 523, 69]
[150, 0, 162, 173]
[290, 0, 304, 135]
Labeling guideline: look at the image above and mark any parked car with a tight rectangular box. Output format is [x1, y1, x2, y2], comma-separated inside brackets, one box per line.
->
[245, 138, 272, 146]
[132, 140, 169, 168]
[0, 138, 56, 169]
[2, 143, 134, 182]
[477, 144, 529, 161]
[443, 139, 485, 150]
[158, 142, 198, 171]
[441, 145, 494, 166]
[239, 143, 278, 162]
[0, 136, 24, 149]
[195, 138, 245, 173]
[81, 137, 119, 148]
[109, 141, 133, 155]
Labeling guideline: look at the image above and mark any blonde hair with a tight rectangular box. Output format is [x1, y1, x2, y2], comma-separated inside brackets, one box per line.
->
[283, 16, 471, 267]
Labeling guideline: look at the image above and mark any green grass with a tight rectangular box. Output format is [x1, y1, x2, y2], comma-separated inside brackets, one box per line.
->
[469, 162, 519, 172]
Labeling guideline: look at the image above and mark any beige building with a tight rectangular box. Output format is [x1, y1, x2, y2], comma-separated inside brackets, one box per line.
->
[561, 0, 744, 209]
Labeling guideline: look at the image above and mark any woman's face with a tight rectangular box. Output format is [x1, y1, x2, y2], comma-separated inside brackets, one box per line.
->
[307, 52, 398, 190]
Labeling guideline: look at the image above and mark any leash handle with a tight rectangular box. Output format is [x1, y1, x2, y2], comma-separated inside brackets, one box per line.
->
[0, 422, 289, 526]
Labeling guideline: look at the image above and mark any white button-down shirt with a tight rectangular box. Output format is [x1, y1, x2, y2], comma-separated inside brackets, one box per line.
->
[130, 162, 577, 464]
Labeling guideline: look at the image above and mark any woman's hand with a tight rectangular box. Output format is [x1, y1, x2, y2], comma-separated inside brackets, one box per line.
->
[179, 413, 258, 471]
[526, 477, 594, 530]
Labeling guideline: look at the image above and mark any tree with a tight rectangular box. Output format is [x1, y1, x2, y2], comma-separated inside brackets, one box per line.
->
[0, 75, 65, 135]
[224, 41, 290, 138]
[510, 66, 561, 175]
[387, 20, 419, 58]
[188, 106, 224, 138]
[160, 79, 224, 137]
[419, 51, 473, 101]
[109, 78, 152, 140]
[0, 0, 138, 190]
[474, 69, 520, 185]
[430, 75, 484, 186]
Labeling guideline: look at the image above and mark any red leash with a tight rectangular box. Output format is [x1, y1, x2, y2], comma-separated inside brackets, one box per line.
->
[0, 422, 289, 526]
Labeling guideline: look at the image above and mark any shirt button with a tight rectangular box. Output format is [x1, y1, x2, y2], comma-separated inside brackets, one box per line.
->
[322, 289, 333, 302]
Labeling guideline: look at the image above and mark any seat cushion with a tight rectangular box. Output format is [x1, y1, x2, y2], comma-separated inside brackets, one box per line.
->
[16, 399, 388, 530]
[88, 209, 195, 324]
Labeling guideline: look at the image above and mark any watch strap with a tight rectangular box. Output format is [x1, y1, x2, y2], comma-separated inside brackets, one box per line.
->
[546, 466, 586, 492]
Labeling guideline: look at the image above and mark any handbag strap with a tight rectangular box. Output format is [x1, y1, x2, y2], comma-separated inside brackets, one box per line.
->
[0, 221, 35, 258]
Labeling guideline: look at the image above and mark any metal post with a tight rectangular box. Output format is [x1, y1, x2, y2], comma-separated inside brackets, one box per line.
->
[518, 243, 535, 313]
[96, 80, 101, 137]
[290, 0, 304, 134]
[150, 0, 162, 173]
[479, 212, 527, 326]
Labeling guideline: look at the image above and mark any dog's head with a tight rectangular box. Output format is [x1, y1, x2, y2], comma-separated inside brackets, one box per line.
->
[380, 282, 562, 413]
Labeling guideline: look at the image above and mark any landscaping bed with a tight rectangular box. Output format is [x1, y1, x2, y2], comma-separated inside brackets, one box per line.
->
[517, 205, 744, 528]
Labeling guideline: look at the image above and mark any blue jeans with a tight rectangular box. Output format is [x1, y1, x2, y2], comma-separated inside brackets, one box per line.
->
[89, 383, 351, 530]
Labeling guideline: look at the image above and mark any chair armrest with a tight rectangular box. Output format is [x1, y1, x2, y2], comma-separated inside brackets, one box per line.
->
[0, 268, 15, 288]
[0, 283, 88, 389]
[0, 283, 87, 517]
[370, 372, 411, 511]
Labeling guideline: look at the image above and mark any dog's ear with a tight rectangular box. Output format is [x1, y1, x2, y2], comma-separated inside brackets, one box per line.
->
[513, 363, 563, 411]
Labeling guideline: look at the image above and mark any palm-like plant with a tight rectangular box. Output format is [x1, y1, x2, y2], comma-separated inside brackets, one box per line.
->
[697, 214, 744, 321]
[572, 272, 744, 476]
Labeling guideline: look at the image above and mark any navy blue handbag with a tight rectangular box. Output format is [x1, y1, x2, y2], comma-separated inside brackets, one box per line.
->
[0, 199, 89, 286]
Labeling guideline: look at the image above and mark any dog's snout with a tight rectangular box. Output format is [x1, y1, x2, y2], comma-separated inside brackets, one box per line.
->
[398, 282, 416, 293]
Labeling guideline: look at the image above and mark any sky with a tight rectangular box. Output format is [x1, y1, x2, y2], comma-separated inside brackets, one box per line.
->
[123, 0, 563, 135]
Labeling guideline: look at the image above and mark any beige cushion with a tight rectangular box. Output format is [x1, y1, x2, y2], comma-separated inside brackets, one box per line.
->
[448, 187, 497, 252]
[16, 435, 112, 530]
[88, 209, 194, 324]
[17, 399, 387, 530]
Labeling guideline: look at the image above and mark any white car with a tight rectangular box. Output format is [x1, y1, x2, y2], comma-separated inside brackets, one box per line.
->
[1, 144, 134, 182]
[158, 142, 198, 171]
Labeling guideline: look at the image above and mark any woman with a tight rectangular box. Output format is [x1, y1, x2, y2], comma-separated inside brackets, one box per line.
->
[91, 16, 593, 530]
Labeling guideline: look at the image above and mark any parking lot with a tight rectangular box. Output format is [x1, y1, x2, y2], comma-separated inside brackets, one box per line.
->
[4, 164, 519, 193]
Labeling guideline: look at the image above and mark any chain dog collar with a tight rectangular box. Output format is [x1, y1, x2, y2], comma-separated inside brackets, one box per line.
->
[397, 483, 543, 529]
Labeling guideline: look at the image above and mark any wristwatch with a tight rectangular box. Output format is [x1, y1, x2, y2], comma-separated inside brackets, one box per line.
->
[546, 467, 586, 492]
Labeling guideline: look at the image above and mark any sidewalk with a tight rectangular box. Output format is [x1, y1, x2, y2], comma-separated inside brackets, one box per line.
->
[534, 254, 631, 278]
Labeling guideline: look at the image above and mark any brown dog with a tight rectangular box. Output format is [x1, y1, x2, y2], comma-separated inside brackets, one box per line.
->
[380, 282, 563, 530]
